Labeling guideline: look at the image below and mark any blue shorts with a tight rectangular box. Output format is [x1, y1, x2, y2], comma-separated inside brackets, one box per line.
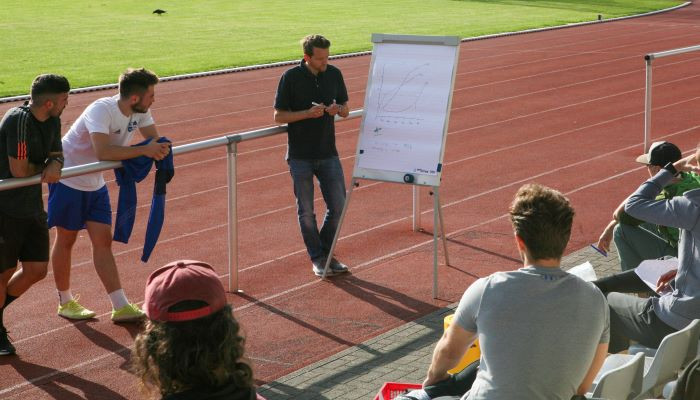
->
[48, 183, 112, 231]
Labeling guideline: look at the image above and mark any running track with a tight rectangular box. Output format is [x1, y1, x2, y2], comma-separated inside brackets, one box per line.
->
[1, 4, 700, 398]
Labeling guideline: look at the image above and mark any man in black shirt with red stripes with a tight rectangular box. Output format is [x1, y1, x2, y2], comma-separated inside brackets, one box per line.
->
[0, 74, 69, 355]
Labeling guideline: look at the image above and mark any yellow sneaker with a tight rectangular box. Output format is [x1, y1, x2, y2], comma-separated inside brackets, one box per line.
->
[57, 298, 96, 320]
[111, 303, 145, 323]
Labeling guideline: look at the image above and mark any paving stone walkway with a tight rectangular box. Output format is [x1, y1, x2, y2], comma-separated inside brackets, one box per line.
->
[259, 245, 622, 399]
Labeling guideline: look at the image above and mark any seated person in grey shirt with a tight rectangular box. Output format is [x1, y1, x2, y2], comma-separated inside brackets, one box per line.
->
[423, 184, 609, 400]
[595, 148, 700, 353]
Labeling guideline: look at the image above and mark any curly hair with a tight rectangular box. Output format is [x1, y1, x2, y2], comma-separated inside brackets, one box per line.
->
[131, 304, 253, 398]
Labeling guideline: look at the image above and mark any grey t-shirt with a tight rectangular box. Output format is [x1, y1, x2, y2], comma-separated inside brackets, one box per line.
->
[454, 265, 609, 400]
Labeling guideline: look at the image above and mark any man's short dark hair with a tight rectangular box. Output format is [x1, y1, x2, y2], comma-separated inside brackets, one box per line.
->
[118, 68, 159, 99]
[30, 74, 70, 103]
[509, 183, 574, 260]
[301, 34, 331, 56]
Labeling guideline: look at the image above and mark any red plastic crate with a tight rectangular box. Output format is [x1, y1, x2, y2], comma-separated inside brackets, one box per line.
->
[374, 382, 423, 400]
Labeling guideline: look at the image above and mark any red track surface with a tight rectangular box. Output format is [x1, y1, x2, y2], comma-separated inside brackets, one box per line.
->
[1, 4, 700, 398]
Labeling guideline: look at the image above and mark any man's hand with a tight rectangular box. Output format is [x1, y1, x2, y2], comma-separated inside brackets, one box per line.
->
[673, 150, 700, 173]
[596, 220, 616, 253]
[325, 100, 341, 116]
[423, 371, 450, 388]
[142, 141, 170, 161]
[307, 103, 325, 119]
[41, 160, 62, 183]
[656, 269, 677, 293]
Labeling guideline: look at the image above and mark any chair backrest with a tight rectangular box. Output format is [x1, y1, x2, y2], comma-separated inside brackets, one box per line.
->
[640, 319, 699, 397]
[592, 352, 645, 400]
[684, 319, 700, 366]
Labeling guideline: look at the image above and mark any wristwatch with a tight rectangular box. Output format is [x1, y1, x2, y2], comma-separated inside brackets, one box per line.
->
[47, 155, 64, 166]
[663, 162, 679, 176]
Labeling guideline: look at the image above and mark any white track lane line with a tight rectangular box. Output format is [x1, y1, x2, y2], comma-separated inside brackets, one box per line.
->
[16, 123, 700, 349]
[56, 94, 700, 272]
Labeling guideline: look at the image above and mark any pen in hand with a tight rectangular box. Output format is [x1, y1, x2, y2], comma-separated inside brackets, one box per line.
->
[590, 244, 608, 257]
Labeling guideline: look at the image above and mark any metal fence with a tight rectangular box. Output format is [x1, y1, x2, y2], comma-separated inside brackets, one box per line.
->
[0, 110, 363, 291]
[644, 43, 700, 151]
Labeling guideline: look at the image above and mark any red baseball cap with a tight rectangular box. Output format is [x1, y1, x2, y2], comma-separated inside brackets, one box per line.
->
[144, 260, 227, 322]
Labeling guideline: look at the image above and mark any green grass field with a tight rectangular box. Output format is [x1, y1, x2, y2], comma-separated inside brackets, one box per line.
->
[0, 0, 682, 97]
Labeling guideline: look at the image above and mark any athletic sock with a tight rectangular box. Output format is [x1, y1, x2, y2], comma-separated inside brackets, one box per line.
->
[0, 294, 18, 330]
[108, 289, 129, 310]
[58, 290, 74, 305]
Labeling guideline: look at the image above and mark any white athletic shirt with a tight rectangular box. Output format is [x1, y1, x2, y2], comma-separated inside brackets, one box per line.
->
[60, 95, 154, 191]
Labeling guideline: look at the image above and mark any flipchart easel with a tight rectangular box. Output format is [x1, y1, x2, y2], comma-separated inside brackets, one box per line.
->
[321, 34, 460, 299]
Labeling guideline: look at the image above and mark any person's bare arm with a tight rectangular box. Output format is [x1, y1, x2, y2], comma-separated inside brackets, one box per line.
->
[41, 153, 63, 183]
[8, 156, 45, 178]
[577, 343, 609, 395]
[139, 124, 159, 140]
[597, 199, 628, 252]
[90, 132, 169, 161]
[274, 104, 325, 124]
[424, 323, 477, 387]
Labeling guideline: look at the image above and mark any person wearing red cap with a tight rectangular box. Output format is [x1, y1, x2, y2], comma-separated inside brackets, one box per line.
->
[131, 260, 265, 400]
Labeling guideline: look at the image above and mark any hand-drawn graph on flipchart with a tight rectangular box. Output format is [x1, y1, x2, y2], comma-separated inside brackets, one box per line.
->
[357, 42, 457, 175]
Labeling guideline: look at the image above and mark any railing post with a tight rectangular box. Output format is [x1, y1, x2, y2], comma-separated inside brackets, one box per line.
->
[644, 55, 653, 152]
[227, 140, 240, 293]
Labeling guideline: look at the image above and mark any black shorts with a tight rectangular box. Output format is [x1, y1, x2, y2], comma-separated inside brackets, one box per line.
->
[0, 212, 49, 273]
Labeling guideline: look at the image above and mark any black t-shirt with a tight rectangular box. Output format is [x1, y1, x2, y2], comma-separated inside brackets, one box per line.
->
[274, 60, 349, 160]
[0, 105, 62, 217]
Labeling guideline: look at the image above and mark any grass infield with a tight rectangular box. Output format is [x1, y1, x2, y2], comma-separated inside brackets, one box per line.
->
[0, 0, 682, 97]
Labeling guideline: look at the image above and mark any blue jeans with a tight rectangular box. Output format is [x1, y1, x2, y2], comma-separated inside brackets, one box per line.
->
[288, 157, 346, 262]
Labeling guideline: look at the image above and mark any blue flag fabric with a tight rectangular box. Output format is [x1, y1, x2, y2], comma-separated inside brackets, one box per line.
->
[112, 137, 174, 263]
[142, 138, 174, 262]
[113, 138, 154, 243]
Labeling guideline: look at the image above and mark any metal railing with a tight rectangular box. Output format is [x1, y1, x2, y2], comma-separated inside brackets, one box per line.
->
[0, 110, 363, 291]
[644, 43, 700, 151]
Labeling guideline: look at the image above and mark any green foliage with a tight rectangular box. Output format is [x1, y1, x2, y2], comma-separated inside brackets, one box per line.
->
[0, 0, 681, 97]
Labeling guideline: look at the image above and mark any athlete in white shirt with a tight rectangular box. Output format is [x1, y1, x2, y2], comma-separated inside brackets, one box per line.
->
[47, 68, 170, 322]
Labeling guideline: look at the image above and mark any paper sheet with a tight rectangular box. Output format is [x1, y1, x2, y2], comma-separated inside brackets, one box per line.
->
[635, 257, 678, 293]
[567, 261, 598, 282]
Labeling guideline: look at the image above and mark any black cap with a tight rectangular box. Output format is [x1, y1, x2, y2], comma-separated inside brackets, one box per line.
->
[635, 141, 682, 167]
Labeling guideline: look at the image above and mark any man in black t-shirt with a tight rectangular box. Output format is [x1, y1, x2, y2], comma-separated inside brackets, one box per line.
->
[0, 74, 69, 355]
[274, 34, 351, 277]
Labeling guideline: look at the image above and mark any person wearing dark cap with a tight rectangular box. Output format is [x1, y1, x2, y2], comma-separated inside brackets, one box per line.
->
[596, 141, 700, 271]
[593, 145, 700, 353]
[131, 260, 265, 400]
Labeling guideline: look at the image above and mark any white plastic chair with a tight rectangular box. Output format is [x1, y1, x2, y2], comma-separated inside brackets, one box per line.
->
[598, 319, 699, 399]
[628, 318, 700, 367]
[588, 351, 645, 400]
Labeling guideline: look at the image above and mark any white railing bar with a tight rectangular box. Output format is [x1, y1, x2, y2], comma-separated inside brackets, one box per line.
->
[646, 44, 700, 61]
[0, 110, 363, 192]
